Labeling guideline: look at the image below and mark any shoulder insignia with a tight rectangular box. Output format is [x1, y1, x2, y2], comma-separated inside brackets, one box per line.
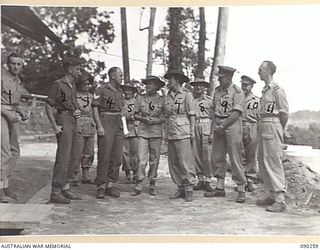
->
[233, 84, 242, 93]
[204, 94, 213, 100]
[183, 87, 191, 92]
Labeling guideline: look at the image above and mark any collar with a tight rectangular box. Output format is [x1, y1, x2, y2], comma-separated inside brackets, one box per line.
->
[262, 81, 276, 93]
[106, 82, 122, 93]
[218, 83, 233, 94]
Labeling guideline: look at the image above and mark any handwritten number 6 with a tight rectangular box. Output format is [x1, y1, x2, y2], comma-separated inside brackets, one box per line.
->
[149, 101, 155, 111]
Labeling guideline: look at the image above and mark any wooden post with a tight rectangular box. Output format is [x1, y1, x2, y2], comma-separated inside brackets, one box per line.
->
[121, 7, 130, 83]
[194, 7, 206, 79]
[146, 8, 156, 77]
[209, 7, 229, 96]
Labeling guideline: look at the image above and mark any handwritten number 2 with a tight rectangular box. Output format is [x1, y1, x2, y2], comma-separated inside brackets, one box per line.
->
[60, 91, 66, 102]
[174, 100, 181, 114]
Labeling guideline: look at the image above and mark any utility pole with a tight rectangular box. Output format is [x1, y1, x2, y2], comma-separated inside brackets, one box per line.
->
[209, 7, 229, 96]
[146, 8, 156, 77]
[121, 7, 130, 83]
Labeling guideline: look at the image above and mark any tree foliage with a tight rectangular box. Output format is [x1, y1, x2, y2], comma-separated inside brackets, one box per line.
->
[153, 7, 210, 79]
[1, 6, 115, 95]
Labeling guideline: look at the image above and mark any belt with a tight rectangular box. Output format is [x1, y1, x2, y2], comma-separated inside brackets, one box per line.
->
[57, 109, 74, 115]
[99, 111, 121, 116]
[1, 104, 16, 111]
[260, 116, 280, 122]
[242, 120, 257, 125]
[195, 117, 211, 123]
[215, 115, 228, 119]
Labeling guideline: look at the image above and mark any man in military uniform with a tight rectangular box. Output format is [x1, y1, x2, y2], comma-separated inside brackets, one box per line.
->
[46, 57, 83, 204]
[131, 76, 165, 196]
[204, 66, 247, 203]
[1, 53, 28, 203]
[68, 73, 96, 187]
[164, 69, 196, 202]
[256, 61, 289, 212]
[190, 77, 214, 193]
[121, 81, 139, 184]
[92, 67, 124, 199]
[240, 75, 260, 192]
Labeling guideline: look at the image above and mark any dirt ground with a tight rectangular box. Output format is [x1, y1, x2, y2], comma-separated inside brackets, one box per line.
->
[7, 140, 320, 236]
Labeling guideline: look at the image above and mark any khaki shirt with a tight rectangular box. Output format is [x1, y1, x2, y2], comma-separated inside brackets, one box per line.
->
[91, 83, 124, 113]
[194, 94, 213, 119]
[123, 98, 139, 137]
[1, 68, 21, 108]
[134, 93, 165, 138]
[165, 87, 196, 140]
[260, 82, 289, 117]
[76, 92, 95, 137]
[47, 76, 79, 111]
[213, 84, 245, 118]
[243, 92, 260, 123]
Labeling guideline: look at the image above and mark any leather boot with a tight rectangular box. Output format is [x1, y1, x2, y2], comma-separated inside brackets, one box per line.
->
[82, 168, 94, 184]
[124, 170, 133, 184]
[149, 182, 157, 196]
[193, 181, 205, 191]
[185, 190, 194, 202]
[169, 187, 185, 199]
[236, 191, 246, 203]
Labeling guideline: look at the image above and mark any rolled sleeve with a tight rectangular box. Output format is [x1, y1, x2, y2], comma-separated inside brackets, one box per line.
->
[91, 86, 102, 107]
[233, 91, 245, 113]
[185, 92, 196, 116]
[46, 83, 58, 106]
[275, 88, 289, 114]
[134, 96, 142, 114]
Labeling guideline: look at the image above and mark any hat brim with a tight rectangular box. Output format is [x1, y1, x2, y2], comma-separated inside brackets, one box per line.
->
[120, 85, 138, 92]
[142, 79, 165, 88]
[164, 72, 189, 83]
[190, 81, 210, 88]
[240, 80, 256, 85]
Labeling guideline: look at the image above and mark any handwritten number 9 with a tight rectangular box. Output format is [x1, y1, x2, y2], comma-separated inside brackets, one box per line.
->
[221, 101, 228, 113]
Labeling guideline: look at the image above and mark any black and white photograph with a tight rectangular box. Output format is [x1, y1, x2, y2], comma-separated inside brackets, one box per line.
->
[1, 1, 320, 242]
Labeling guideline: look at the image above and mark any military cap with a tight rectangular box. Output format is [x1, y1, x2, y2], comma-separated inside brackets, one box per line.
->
[62, 57, 83, 69]
[79, 72, 93, 82]
[164, 68, 189, 83]
[120, 81, 138, 93]
[240, 75, 256, 84]
[215, 66, 237, 77]
[190, 77, 210, 88]
[141, 75, 165, 88]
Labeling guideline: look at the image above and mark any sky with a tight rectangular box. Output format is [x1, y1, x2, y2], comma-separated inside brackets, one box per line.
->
[86, 5, 320, 112]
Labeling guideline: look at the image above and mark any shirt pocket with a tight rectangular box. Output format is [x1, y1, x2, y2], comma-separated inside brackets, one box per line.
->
[175, 117, 190, 136]
[201, 121, 211, 136]
[261, 133, 274, 140]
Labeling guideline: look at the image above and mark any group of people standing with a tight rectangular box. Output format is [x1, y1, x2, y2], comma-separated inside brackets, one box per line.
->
[1, 53, 289, 213]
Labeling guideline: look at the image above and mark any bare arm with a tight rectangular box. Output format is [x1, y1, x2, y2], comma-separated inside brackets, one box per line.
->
[45, 103, 62, 134]
[93, 106, 104, 136]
